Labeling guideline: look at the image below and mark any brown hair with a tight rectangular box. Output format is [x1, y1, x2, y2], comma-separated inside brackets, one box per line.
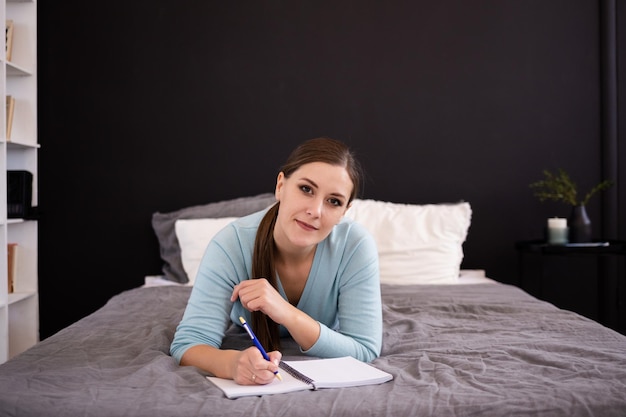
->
[251, 137, 363, 350]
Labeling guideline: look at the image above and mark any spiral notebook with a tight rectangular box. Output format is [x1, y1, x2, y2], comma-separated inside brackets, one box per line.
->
[207, 356, 393, 399]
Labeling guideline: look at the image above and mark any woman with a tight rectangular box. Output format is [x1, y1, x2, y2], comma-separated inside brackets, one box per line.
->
[170, 137, 382, 385]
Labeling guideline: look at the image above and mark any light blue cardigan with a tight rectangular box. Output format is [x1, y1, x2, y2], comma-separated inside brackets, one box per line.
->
[170, 209, 382, 363]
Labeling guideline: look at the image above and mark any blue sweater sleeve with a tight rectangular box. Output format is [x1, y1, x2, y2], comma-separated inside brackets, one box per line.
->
[169, 218, 255, 364]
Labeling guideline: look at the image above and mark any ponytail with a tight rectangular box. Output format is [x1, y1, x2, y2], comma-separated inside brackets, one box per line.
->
[251, 202, 281, 351]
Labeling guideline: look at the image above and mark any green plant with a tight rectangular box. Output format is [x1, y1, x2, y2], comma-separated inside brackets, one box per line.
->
[529, 168, 613, 206]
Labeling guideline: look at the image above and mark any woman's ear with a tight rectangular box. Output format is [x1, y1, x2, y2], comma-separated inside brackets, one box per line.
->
[274, 172, 285, 200]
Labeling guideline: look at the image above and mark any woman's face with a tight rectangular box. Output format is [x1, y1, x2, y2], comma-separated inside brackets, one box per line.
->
[274, 161, 353, 252]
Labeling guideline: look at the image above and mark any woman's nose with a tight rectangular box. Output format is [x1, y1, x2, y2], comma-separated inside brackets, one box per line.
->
[306, 198, 323, 217]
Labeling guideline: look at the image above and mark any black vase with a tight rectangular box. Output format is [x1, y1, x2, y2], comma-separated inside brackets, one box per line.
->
[568, 205, 592, 243]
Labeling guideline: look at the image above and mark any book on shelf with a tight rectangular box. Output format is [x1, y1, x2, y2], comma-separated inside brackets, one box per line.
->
[207, 356, 393, 399]
[7, 243, 18, 294]
[6, 95, 15, 140]
[5, 19, 14, 62]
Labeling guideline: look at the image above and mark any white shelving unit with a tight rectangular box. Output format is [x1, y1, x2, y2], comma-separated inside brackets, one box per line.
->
[0, 0, 37, 364]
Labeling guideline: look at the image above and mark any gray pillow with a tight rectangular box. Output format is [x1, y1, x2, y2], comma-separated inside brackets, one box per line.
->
[152, 192, 276, 283]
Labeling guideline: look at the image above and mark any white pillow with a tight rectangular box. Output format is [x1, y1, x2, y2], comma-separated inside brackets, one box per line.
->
[344, 199, 472, 285]
[175, 200, 472, 286]
[175, 217, 239, 285]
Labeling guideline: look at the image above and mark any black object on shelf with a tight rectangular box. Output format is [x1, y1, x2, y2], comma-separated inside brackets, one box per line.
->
[7, 170, 33, 218]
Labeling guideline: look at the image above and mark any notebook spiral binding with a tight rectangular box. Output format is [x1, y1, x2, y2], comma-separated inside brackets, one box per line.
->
[279, 361, 316, 388]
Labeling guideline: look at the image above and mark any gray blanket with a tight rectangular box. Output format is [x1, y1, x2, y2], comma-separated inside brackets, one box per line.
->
[1, 282, 625, 417]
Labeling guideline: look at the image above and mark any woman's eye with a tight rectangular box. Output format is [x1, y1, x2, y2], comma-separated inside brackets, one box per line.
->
[328, 198, 342, 207]
[300, 185, 312, 194]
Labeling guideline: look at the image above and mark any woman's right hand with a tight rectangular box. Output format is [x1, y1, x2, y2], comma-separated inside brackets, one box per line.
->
[232, 346, 282, 385]
[180, 344, 280, 384]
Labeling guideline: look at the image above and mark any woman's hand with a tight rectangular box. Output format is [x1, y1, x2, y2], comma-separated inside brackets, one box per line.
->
[232, 346, 282, 385]
[231, 278, 293, 324]
[180, 344, 282, 385]
[231, 278, 321, 351]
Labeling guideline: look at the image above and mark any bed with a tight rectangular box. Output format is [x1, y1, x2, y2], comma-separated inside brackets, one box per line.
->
[1, 194, 626, 417]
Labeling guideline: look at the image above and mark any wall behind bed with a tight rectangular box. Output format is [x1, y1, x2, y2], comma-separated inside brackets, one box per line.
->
[37, 1, 625, 338]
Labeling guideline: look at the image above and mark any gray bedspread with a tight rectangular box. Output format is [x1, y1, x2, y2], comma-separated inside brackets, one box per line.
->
[1, 282, 625, 417]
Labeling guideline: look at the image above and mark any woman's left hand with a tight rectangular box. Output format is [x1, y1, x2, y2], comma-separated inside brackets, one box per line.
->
[231, 278, 292, 324]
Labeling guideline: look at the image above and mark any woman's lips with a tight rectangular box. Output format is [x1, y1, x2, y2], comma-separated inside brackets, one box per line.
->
[296, 219, 318, 231]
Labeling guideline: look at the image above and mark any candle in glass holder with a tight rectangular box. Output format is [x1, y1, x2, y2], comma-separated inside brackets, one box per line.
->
[547, 217, 568, 245]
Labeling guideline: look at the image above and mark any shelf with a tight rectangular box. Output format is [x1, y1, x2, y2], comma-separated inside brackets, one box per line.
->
[8, 291, 35, 304]
[515, 239, 626, 256]
[7, 140, 39, 149]
[6, 61, 32, 76]
[1, 0, 38, 364]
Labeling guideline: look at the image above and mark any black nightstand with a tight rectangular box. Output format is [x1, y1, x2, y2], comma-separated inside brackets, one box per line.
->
[515, 240, 626, 335]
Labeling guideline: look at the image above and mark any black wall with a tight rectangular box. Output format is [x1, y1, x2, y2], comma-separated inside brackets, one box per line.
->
[37, 1, 625, 338]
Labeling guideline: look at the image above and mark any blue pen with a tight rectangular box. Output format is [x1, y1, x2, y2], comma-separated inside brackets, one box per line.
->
[239, 316, 283, 381]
